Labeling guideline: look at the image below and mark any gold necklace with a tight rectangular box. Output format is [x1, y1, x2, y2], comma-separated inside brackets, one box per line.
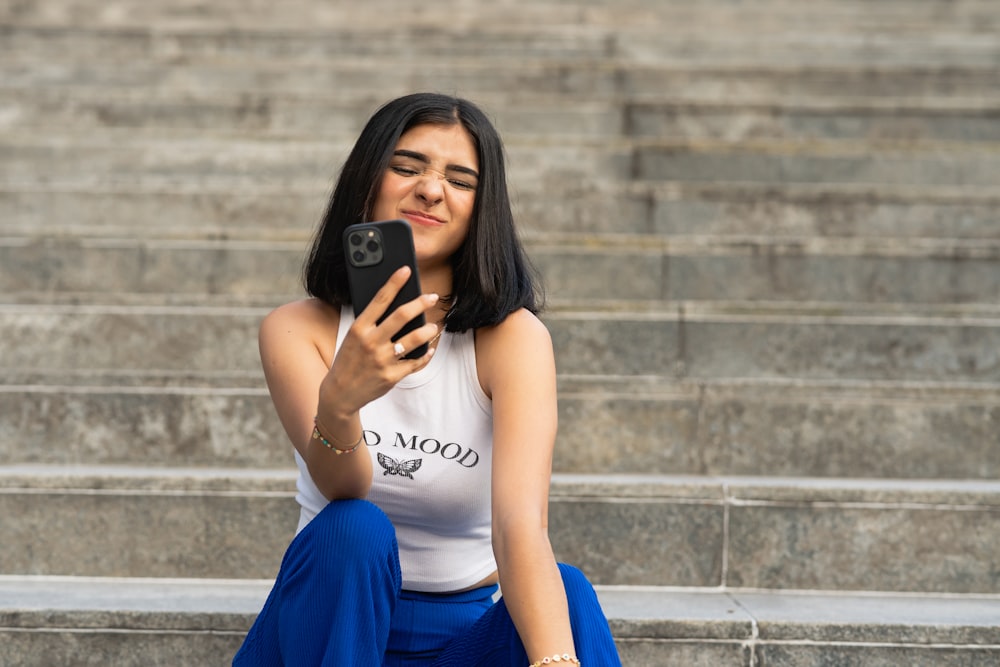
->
[428, 326, 444, 352]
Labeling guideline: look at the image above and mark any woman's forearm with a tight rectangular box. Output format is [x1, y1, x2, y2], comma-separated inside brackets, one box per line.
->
[495, 522, 576, 664]
[305, 385, 373, 500]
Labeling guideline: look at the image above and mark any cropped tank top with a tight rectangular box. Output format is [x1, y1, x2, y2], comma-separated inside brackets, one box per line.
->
[293, 306, 495, 592]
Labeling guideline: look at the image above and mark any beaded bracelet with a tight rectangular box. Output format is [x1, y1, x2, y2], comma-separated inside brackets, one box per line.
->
[529, 655, 580, 667]
[312, 416, 364, 455]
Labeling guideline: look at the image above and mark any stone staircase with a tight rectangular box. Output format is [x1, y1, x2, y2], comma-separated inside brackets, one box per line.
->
[2, 0, 1000, 665]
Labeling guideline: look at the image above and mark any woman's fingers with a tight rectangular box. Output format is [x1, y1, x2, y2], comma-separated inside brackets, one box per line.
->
[389, 321, 441, 361]
[355, 266, 440, 350]
[338, 266, 439, 380]
[355, 266, 412, 326]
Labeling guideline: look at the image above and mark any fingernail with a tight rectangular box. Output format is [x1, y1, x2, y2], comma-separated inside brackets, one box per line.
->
[427, 293, 439, 304]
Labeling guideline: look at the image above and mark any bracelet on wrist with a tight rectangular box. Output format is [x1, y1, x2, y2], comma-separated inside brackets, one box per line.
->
[312, 416, 364, 455]
[529, 655, 580, 667]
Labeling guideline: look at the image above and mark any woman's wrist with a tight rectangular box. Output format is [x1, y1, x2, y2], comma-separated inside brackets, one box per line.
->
[529, 655, 580, 667]
[312, 416, 364, 454]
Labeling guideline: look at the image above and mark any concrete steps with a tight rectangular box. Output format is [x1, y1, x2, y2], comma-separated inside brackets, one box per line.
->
[3, 233, 999, 304]
[3, 377, 999, 479]
[7, 131, 1000, 190]
[4, 302, 998, 381]
[7, 60, 1000, 105]
[2, 576, 998, 667]
[6, 0, 1000, 31]
[2, 297, 998, 486]
[9, 89, 1000, 145]
[3, 0, 999, 663]
[3, 466, 999, 594]
[4, 11, 1000, 67]
[4, 182, 999, 239]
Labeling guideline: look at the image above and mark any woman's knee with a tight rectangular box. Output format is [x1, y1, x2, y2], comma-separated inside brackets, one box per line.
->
[299, 499, 398, 561]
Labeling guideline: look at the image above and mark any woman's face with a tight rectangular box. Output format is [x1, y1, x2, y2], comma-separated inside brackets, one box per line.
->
[371, 123, 479, 270]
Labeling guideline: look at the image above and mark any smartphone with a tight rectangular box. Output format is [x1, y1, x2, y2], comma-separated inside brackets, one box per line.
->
[343, 219, 428, 359]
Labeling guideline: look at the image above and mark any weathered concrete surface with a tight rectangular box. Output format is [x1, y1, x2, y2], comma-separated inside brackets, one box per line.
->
[2, 576, 998, 667]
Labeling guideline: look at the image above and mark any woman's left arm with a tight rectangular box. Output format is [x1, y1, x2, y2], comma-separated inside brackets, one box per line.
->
[478, 309, 576, 664]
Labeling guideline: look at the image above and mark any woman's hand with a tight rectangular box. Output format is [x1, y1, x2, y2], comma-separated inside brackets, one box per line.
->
[320, 266, 442, 420]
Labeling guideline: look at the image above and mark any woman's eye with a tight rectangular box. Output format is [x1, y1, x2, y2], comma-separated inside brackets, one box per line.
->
[390, 165, 419, 176]
[448, 179, 476, 191]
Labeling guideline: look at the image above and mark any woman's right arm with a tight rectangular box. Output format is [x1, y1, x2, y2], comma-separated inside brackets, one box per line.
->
[259, 299, 374, 499]
[259, 267, 440, 500]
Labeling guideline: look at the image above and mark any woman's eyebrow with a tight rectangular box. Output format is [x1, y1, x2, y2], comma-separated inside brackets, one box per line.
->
[392, 149, 479, 179]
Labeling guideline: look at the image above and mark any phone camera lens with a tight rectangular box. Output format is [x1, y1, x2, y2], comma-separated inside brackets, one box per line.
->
[349, 233, 363, 246]
[352, 250, 365, 263]
[366, 240, 379, 252]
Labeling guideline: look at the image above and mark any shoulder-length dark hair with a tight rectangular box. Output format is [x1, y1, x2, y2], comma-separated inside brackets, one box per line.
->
[304, 92, 541, 333]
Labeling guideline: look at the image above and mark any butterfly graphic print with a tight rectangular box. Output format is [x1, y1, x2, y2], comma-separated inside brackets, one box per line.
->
[377, 453, 423, 479]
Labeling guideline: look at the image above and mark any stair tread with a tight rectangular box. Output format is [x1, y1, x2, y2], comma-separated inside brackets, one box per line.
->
[3, 463, 999, 503]
[2, 574, 999, 643]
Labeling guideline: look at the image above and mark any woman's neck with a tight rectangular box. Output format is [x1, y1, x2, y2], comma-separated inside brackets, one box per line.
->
[418, 263, 453, 327]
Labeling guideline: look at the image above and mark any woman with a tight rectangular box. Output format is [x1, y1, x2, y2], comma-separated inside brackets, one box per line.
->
[234, 93, 621, 666]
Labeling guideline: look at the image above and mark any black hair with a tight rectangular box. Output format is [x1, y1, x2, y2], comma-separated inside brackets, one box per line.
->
[303, 92, 542, 332]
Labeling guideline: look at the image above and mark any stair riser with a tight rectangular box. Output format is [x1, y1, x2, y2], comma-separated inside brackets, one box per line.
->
[5, 63, 1000, 103]
[538, 249, 1000, 304]
[5, 188, 998, 240]
[0, 389, 284, 468]
[0, 630, 733, 667]
[648, 193, 1000, 240]
[7, 140, 1000, 190]
[6, 27, 1000, 68]
[556, 389, 1000, 479]
[0, 140, 636, 191]
[3, 309, 999, 382]
[7, 92, 999, 145]
[0, 631, 247, 667]
[636, 146, 1000, 188]
[549, 316, 1000, 381]
[2, 628, 996, 667]
[0, 189, 326, 238]
[727, 503, 1000, 592]
[4, 241, 998, 304]
[627, 105, 1000, 144]
[0, 631, 748, 667]
[2, 484, 997, 593]
[0, 491, 298, 578]
[4, 0, 999, 31]
[757, 645, 1000, 667]
[5, 386, 998, 479]
[616, 641, 748, 667]
[0, 28, 612, 63]
[0, 94, 626, 140]
[0, 241, 305, 300]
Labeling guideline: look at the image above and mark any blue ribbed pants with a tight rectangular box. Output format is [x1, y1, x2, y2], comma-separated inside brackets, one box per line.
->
[233, 499, 622, 666]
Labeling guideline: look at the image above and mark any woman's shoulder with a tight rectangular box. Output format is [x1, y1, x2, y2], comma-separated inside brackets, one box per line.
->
[476, 307, 549, 346]
[474, 308, 553, 393]
[259, 298, 342, 355]
[262, 297, 339, 330]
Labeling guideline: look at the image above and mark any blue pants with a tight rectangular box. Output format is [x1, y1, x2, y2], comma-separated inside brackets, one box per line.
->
[233, 499, 622, 666]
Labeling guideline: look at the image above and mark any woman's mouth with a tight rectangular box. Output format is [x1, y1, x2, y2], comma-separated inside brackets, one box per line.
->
[402, 211, 445, 227]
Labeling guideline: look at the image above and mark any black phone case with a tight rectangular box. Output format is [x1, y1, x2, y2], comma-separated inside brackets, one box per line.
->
[343, 219, 428, 359]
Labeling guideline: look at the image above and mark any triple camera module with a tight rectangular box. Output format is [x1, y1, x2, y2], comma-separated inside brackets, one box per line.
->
[346, 228, 384, 268]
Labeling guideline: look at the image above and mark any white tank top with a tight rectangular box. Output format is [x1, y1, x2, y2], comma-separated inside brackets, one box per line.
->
[293, 306, 495, 592]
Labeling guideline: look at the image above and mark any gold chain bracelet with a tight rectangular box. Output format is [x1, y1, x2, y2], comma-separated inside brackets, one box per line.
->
[529, 655, 580, 667]
[312, 416, 364, 455]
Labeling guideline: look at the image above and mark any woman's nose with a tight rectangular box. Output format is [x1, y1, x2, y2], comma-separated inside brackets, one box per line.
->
[415, 173, 444, 204]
